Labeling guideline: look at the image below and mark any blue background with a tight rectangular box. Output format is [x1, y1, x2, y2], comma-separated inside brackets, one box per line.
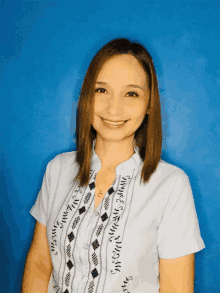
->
[0, 0, 219, 292]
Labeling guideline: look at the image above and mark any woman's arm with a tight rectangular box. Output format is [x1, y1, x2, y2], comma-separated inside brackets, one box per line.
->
[159, 253, 195, 293]
[21, 221, 53, 293]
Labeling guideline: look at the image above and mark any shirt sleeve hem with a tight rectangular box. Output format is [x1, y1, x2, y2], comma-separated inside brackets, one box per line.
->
[30, 206, 47, 227]
[159, 240, 206, 259]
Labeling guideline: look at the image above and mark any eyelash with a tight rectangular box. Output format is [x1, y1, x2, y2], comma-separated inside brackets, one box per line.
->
[95, 88, 139, 97]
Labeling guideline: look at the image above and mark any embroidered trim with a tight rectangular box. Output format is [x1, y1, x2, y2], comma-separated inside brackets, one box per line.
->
[92, 252, 98, 266]
[85, 181, 116, 293]
[65, 272, 70, 287]
[104, 196, 110, 210]
[108, 175, 130, 243]
[88, 280, 94, 293]
[111, 235, 122, 274]
[52, 271, 61, 293]
[51, 194, 79, 256]
[96, 223, 103, 236]
[121, 276, 133, 292]
[84, 192, 92, 204]
[108, 209, 120, 242]
[61, 176, 95, 293]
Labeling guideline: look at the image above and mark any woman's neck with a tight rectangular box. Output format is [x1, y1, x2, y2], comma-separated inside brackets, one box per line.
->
[94, 138, 135, 170]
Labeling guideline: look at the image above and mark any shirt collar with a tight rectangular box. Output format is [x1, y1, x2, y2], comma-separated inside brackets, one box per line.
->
[91, 139, 143, 177]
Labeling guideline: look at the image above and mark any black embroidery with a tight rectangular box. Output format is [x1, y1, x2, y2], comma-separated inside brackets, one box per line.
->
[108, 209, 120, 242]
[74, 187, 83, 196]
[103, 186, 115, 210]
[101, 212, 108, 222]
[108, 186, 115, 195]
[67, 231, 75, 242]
[91, 239, 100, 250]
[67, 260, 74, 270]
[121, 276, 133, 292]
[63, 178, 95, 293]
[87, 199, 113, 293]
[65, 272, 70, 287]
[104, 196, 110, 210]
[91, 268, 99, 279]
[111, 235, 122, 274]
[72, 216, 80, 229]
[117, 175, 130, 195]
[89, 181, 95, 190]
[51, 220, 63, 255]
[66, 244, 71, 258]
[96, 223, 103, 236]
[51, 238, 58, 255]
[63, 197, 79, 223]
[51, 195, 79, 256]
[108, 176, 130, 242]
[52, 271, 60, 293]
[116, 197, 124, 205]
[79, 206, 86, 214]
[92, 252, 98, 266]
[88, 281, 94, 293]
[84, 192, 92, 204]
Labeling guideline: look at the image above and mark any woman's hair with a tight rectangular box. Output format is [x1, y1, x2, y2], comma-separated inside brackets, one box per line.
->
[74, 38, 162, 187]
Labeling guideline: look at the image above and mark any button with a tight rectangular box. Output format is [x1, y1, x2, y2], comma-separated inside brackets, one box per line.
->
[94, 210, 99, 216]
[83, 244, 89, 249]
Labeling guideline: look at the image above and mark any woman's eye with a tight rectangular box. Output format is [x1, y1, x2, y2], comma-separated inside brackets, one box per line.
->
[126, 91, 139, 97]
[95, 88, 107, 94]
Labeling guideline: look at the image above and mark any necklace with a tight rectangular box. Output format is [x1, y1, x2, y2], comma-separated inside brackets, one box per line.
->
[94, 178, 106, 212]
[94, 139, 136, 198]
[95, 173, 117, 198]
[95, 183, 103, 198]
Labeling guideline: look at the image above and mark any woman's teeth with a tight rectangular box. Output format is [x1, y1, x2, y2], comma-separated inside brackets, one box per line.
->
[103, 119, 125, 125]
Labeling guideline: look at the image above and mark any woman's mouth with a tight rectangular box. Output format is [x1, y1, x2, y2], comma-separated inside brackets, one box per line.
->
[101, 117, 128, 127]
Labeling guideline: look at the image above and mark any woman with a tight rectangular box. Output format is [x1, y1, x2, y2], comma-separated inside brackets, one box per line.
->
[22, 38, 205, 293]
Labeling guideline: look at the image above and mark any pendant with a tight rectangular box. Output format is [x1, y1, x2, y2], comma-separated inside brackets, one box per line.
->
[97, 191, 103, 198]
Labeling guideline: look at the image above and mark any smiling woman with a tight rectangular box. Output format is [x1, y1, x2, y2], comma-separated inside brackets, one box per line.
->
[75, 38, 160, 188]
[92, 53, 150, 170]
[24, 38, 205, 293]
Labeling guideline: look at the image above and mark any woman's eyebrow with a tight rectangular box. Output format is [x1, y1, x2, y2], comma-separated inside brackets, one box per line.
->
[96, 82, 144, 91]
[96, 81, 107, 85]
[127, 84, 144, 91]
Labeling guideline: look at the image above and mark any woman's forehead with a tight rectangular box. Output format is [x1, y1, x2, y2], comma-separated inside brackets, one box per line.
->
[96, 54, 148, 87]
[100, 54, 141, 69]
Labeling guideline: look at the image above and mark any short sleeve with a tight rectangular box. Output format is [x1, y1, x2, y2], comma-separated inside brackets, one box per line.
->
[30, 161, 51, 227]
[157, 171, 206, 259]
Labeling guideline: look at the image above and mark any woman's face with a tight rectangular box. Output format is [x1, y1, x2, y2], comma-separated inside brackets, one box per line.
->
[92, 54, 150, 143]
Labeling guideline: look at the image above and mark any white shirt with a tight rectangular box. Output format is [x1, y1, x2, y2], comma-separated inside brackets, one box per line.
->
[30, 141, 205, 293]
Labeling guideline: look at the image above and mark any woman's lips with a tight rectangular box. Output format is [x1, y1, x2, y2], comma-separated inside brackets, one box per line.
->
[101, 117, 128, 123]
[101, 117, 128, 127]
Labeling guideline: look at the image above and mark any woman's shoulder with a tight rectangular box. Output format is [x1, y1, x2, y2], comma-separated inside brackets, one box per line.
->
[48, 150, 77, 170]
[139, 159, 191, 195]
[154, 159, 190, 182]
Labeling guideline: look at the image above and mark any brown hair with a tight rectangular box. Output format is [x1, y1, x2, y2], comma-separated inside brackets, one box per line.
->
[74, 38, 162, 187]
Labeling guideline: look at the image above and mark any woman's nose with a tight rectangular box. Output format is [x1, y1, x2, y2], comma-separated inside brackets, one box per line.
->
[107, 94, 124, 109]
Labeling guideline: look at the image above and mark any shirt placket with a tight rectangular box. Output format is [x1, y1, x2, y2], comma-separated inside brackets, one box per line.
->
[77, 201, 102, 291]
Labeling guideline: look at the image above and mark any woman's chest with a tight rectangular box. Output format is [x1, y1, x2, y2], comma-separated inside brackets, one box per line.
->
[47, 170, 161, 266]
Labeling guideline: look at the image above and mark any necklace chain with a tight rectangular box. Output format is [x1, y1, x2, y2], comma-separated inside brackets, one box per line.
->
[95, 174, 117, 198]
[95, 183, 103, 198]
